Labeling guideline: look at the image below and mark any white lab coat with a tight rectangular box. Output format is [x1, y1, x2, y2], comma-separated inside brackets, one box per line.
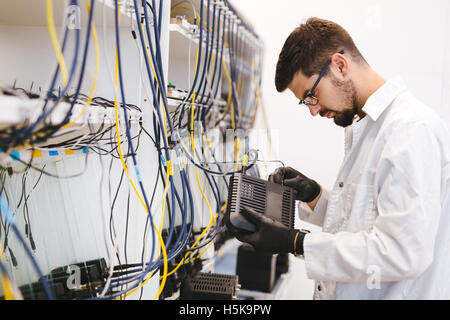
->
[298, 76, 450, 299]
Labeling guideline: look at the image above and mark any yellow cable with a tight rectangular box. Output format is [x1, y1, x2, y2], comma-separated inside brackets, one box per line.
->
[251, 85, 261, 126]
[159, 160, 172, 232]
[234, 137, 240, 171]
[215, 59, 233, 127]
[110, 5, 167, 300]
[46, 0, 69, 86]
[238, 79, 247, 120]
[223, 60, 235, 129]
[210, 52, 215, 83]
[171, 6, 214, 35]
[0, 248, 15, 300]
[170, 6, 200, 21]
[185, 239, 214, 263]
[1, 275, 14, 300]
[164, 212, 216, 277]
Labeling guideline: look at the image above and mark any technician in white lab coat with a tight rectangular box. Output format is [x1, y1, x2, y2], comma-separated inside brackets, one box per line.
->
[230, 17, 450, 299]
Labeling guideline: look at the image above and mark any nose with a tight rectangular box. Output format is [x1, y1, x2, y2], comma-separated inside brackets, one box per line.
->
[308, 104, 321, 117]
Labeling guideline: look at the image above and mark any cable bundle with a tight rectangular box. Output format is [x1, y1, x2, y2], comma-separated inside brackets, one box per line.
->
[0, 0, 267, 300]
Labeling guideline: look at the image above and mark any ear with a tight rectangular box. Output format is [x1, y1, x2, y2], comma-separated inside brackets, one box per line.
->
[330, 52, 349, 79]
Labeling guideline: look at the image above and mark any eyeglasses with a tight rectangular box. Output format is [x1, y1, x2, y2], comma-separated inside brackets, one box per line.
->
[299, 50, 344, 107]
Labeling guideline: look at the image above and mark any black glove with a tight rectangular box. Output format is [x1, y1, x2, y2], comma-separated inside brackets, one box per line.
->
[269, 167, 321, 203]
[232, 206, 307, 255]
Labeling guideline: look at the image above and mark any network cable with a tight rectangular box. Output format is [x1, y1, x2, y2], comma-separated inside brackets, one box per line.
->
[0, 194, 54, 299]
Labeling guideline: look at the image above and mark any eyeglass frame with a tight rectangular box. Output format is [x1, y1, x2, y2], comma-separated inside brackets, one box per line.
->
[298, 50, 345, 107]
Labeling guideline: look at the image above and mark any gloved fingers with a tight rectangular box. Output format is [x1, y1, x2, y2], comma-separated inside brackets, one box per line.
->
[223, 210, 233, 229]
[283, 167, 301, 179]
[240, 206, 264, 228]
[268, 167, 285, 184]
[225, 221, 242, 234]
[235, 231, 259, 246]
[283, 176, 300, 189]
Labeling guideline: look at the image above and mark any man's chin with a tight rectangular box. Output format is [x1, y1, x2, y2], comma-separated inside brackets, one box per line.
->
[333, 114, 354, 128]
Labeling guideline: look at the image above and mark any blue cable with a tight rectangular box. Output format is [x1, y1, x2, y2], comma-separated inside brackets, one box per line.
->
[142, 0, 178, 256]
[114, 1, 156, 269]
[199, 2, 218, 109]
[194, 0, 212, 115]
[228, 19, 240, 128]
[176, 0, 205, 129]
[0, 194, 55, 300]
[203, 7, 225, 120]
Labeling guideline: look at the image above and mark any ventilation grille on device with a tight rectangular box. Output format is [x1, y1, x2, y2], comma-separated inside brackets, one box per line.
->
[226, 173, 296, 231]
[239, 175, 267, 215]
[281, 188, 295, 228]
[180, 272, 240, 300]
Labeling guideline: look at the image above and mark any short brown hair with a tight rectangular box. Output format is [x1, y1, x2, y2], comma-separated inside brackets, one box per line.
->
[275, 17, 367, 92]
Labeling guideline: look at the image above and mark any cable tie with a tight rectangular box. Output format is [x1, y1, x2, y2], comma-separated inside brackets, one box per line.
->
[10, 151, 20, 161]
[135, 167, 142, 182]
[32, 150, 42, 158]
[167, 160, 173, 176]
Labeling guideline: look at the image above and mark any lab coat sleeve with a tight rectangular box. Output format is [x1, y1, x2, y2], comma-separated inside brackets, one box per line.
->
[297, 188, 330, 227]
[303, 121, 442, 283]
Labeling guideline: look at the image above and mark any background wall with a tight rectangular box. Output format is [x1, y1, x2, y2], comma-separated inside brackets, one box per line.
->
[230, 0, 450, 299]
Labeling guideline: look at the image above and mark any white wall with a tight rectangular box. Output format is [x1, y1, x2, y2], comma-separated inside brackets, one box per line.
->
[231, 0, 450, 299]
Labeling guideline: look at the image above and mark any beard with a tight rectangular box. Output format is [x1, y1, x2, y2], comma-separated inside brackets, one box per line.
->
[325, 78, 360, 128]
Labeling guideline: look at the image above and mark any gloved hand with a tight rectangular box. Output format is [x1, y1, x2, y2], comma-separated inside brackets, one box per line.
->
[269, 167, 321, 203]
[232, 206, 307, 255]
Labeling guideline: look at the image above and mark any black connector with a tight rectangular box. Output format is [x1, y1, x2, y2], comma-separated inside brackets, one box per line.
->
[29, 232, 36, 251]
[8, 247, 18, 267]
[179, 272, 240, 300]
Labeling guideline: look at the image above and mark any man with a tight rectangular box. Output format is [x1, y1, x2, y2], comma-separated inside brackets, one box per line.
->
[230, 17, 450, 299]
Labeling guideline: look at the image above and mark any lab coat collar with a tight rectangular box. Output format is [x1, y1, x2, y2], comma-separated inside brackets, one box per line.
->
[361, 76, 407, 122]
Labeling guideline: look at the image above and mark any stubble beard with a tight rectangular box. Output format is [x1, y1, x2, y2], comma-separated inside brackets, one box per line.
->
[331, 79, 360, 128]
